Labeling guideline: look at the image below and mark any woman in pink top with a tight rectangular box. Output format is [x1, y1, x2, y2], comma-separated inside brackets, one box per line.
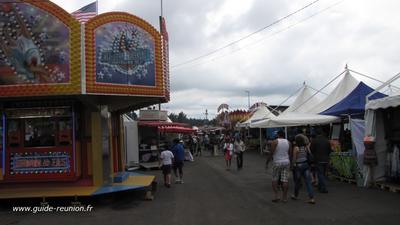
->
[223, 137, 234, 170]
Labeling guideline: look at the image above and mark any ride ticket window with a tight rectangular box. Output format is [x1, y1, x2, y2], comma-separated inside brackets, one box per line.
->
[24, 118, 56, 147]
[58, 119, 72, 146]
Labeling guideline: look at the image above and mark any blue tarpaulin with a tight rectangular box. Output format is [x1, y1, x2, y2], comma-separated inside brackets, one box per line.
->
[320, 82, 386, 116]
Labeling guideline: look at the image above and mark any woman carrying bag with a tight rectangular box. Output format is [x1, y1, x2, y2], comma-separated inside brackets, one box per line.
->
[291, 135, 316, 204]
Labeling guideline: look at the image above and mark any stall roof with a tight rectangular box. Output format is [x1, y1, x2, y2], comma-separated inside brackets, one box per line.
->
[307, 70, 359, 113]
[237, 105, 276, 128]
[366, 94, 400, 110]
[138, 121, 194, 133]
[159, 126, 194, 134]
[282, 84, 322, 114]
[138, 121, 190, 127]
[250, 112, 339, 128]
[321, 82, 386, 116]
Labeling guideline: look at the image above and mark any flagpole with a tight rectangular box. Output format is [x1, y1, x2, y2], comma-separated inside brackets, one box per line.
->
[160, 0, 163, 17]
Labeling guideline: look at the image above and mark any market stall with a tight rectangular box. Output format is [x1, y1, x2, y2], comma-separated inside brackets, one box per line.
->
[364, 93, 400, 185]
[136, 115, 194, 168]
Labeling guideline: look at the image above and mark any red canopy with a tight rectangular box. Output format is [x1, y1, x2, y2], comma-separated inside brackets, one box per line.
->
[159, 126, 194, 134]
[138, 121, 194, 133]
[138, 121, 189, 127]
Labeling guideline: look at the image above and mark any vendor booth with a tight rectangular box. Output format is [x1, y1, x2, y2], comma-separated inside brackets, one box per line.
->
[364, 72, 400, 186]
[251, 67, 387, 181]
[135, 111, 194, 169]
[0, 1, 170, 199]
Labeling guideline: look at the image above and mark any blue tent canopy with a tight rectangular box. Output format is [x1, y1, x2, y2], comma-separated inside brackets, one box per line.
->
[320, 82, 386, 116]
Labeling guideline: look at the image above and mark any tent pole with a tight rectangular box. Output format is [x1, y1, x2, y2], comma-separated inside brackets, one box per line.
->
[284, 127, 288, 139]
[259, 128, 262, 155]
[348, 115, 356, 155]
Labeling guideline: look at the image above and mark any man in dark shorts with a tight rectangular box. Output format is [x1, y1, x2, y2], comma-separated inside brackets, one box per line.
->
[171, 139, 185, 184]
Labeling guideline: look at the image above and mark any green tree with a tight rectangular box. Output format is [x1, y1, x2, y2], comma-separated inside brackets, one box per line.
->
[168, 111, 213, 127]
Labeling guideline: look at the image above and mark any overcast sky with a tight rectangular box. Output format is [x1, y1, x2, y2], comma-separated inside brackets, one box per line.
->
[50, 0, 400, 119]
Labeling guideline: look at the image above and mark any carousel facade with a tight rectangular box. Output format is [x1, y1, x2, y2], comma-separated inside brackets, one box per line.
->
[0, 1, 169, 198]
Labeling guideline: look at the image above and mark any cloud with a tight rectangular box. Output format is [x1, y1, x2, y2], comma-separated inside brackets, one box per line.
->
[50, 0, 400, 118]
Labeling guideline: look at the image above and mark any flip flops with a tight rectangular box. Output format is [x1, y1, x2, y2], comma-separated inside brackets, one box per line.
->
[307, 199, 316, 204]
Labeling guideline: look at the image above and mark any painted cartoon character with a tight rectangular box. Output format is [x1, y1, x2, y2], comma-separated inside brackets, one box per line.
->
[0, 3, 47, 83]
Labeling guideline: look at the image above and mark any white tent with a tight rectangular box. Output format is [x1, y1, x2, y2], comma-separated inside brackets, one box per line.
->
[250, 112, 339, 128]
[237, 105, 276, 128]
[251, 69, 373, 128]
[251, 83, 339, 128]
[282, 84, 322, 114]
[307, 70, 359, 113]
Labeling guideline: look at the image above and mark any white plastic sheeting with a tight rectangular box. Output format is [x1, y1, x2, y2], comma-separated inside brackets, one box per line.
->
[350, 119, 365, 168]
[363, 109, 387, 184]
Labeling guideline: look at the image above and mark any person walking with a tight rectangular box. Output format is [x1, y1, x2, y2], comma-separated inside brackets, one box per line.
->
[193, 135, 200, 156]
[159, 148, 174, 188]
[223, 137, 234, 170]
[291, 135, 316, 204]
[188, 135, 194, 156]
[171, 138, 185, 184]
[270, 130, 291, 203]
[204, 134, 210, 155]
[234, 137, 246, 170]
[310, 128, 332, 193]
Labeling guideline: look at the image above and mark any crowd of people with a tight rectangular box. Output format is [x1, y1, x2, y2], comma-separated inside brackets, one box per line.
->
[269, 128, 332, 204]
[158, 128, 332, 206]
[159, 132, 248, 187]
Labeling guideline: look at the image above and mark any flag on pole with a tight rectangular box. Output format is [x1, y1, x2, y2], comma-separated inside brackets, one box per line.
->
[72, 1, 98, 23]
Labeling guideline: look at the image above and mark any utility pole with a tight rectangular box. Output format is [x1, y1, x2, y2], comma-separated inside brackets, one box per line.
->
[205, 109, 208, 120]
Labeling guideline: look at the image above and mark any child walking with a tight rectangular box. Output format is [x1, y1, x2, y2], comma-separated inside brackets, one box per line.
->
[160, 148, 174, 188]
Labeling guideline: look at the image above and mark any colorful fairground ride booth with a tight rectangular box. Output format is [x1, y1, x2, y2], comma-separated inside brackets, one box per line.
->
[0, 1, 170, 199]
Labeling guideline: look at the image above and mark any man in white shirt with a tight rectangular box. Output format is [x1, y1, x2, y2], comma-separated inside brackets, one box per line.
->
[234, 137, 246, 170]
[160, 149, 174, 188]
[270, 130, 291, 202]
